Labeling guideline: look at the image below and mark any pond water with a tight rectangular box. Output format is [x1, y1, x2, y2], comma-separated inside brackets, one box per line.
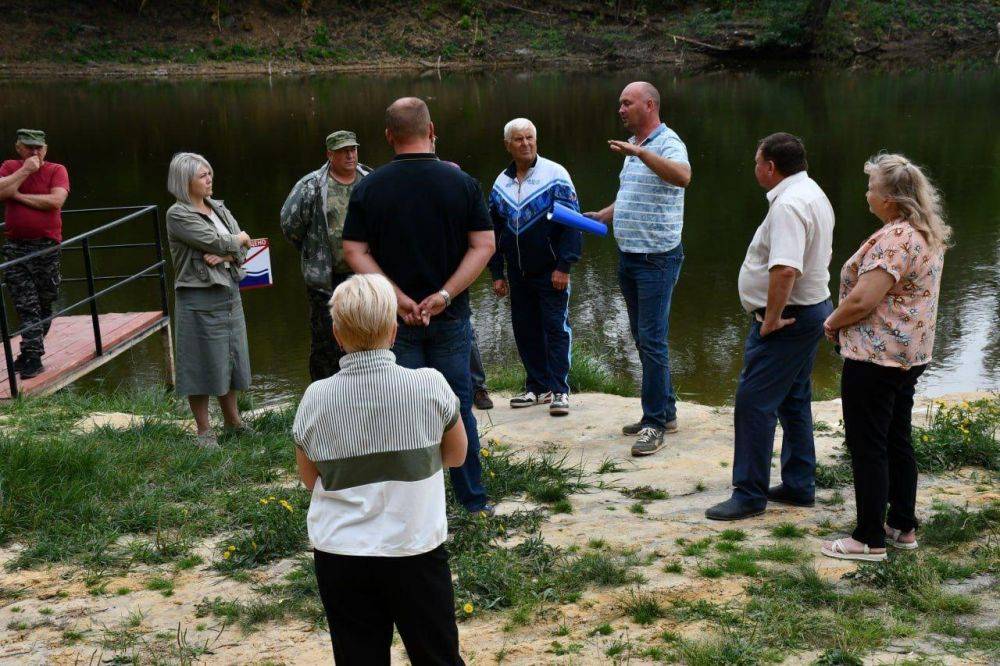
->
[1, 67, 998, 405]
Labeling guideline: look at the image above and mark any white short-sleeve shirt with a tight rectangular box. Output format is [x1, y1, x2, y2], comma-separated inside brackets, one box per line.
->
[737, 171, 834, 312]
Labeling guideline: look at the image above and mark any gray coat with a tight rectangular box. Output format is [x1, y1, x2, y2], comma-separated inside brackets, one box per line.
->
[166, 198, 247, 289]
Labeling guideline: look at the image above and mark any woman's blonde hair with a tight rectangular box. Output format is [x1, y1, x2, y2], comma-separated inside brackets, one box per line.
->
[329, 274, 398, 351]
[864, 153, 952, 252]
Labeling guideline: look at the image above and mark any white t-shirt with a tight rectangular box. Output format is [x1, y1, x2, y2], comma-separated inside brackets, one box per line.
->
[292, 349, 460, 557]
[208, 210, 231, 269]
[737, 171, 834, 312]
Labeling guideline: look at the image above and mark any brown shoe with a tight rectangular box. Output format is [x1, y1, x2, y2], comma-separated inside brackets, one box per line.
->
[474, 389, 494, 410]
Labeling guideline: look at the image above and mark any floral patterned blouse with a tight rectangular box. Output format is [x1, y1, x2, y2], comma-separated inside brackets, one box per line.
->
[838, 220, 944, 369]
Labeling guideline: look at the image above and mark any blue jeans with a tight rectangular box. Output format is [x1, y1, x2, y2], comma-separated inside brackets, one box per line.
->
[509, 272, 572, 395]
[393, 317, 488, 512]
[731, 300, 833, 509]
[470, 328, 486, 393]
[618, 246, 684, 429]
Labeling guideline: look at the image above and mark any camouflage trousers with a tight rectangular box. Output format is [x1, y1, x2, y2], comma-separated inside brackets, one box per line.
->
[306, 273, 351, 381]
[1, 239, 61, 358]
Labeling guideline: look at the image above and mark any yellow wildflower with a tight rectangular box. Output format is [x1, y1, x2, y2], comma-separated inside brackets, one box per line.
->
[228, 545, 236, 551]
[463, 603, 474, 614]
[490, 471, 496, 478]
[481, 449, 490, 458]
[260, 499, 268, 505]
[222, 551, 231, 560]
[280, 500, 294, 512]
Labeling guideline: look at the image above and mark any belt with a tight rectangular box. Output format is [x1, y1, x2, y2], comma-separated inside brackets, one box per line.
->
[752, 299, 830, 319]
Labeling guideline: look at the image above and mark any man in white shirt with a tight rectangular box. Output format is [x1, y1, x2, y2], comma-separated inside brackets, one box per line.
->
[707, 133, 834, 521]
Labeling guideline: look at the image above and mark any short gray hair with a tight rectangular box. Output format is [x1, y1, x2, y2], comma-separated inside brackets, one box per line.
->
[167, 152, 212, 204]
[503, 118, 537, 143]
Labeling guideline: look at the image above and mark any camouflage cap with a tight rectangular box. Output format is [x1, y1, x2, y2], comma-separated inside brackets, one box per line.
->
[326, 130, 359, 152]
[15, 129, 46, 147]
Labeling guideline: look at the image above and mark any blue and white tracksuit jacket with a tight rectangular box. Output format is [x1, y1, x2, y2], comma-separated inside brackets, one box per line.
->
[487, 155, 581, 396]
[487, 156, 582, 280]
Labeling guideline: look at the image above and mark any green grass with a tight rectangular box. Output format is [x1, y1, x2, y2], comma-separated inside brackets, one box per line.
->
[619, 588, 665, 624]
[621, 485, 669, 501]
[485, 346, 636, 397]
[771, 523, 807, 539]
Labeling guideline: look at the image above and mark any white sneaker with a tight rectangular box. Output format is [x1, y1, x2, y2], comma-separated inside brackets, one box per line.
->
[549, 393, 569, 416]
[510, 391, 553, 408]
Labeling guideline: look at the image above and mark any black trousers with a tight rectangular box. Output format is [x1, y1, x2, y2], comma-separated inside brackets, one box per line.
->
[306, 273, 351, 381]
[313, 545, 464, 666]
[841, 358, 926, 548]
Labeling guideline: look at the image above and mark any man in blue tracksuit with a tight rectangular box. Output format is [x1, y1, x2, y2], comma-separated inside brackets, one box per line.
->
[488, 118, 582, 416]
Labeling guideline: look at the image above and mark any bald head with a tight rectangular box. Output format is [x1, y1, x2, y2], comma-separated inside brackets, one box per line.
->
[622, 81, 660, 109]
[618, 81, 662, 136]
[385, 97, 432, 142]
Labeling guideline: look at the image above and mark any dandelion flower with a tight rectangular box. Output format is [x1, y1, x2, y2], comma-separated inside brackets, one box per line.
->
[481, 449, 490, 458]
[463, 603, 474, 614]
[222, 551, 231, 560]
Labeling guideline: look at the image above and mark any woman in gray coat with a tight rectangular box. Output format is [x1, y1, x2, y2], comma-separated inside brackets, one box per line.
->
[166, 152, 253, 447]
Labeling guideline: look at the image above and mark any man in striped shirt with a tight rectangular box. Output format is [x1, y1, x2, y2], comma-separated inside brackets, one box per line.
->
[586, 81, 691, 457]
[293, 274, 468, 665]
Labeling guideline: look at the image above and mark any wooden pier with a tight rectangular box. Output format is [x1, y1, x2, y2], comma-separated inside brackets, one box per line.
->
[0, 312, 172, 399]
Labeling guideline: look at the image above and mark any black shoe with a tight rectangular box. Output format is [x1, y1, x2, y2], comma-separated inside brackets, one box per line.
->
[705, 497, 765, 521]
[473, 388, 494, 410]
[767, 484, 815, 508]
[18, 356, 44, 379]
[12, 355, 25, 373]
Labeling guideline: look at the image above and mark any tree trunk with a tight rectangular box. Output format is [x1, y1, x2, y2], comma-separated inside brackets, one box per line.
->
[799, 0, 834, 50]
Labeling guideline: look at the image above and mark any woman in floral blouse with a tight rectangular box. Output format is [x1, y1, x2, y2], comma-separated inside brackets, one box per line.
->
[821, 154, 952, 562]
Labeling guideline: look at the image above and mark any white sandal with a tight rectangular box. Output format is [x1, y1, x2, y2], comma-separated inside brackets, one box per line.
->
[821, 538, 887, 562]
[885, 526, 919, 550]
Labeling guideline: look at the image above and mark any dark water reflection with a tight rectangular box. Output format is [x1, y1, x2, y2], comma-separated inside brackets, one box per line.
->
[1, 67, 997, 404]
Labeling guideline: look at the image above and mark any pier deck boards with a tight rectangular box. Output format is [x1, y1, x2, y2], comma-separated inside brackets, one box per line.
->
[0, 312, 169, 399]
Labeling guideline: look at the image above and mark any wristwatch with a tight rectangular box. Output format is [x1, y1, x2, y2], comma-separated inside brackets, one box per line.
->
[438, 289, 452, 307]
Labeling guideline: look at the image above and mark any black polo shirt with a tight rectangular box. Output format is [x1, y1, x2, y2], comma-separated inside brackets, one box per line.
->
[342, 153, 492, 320]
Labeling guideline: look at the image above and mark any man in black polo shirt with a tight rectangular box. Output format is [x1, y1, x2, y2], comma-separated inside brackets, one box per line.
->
[343, 97, 496, 514]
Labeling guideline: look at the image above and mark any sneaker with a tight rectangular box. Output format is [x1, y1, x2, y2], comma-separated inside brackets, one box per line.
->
[510, 391, 553, 408]
[549, 393, 569, 416]
[473, 388, 494, 410]
[623, 419, 677, 436]
[18, 356, 44, 379]
[630, 427, 665, 457]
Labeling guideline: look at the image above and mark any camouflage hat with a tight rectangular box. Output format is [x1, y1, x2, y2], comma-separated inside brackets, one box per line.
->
[326, 130, 359, 151]
[15, 129, 46, 147]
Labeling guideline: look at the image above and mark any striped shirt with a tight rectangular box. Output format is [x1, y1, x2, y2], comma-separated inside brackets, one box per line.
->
[613, 123, 689, 254]
[292, 349, 460, 557]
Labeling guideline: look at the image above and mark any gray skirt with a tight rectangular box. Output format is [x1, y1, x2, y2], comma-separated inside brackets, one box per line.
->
[174, 284, 251, 397]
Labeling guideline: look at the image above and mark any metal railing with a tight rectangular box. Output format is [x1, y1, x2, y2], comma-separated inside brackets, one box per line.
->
[0, 205, 168, 398]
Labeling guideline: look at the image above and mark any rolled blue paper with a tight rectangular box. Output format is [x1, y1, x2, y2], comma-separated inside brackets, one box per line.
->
[547, 202, 609, 236]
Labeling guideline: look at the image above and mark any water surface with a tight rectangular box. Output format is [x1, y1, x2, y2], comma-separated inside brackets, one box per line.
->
[1, 67, 997, 404]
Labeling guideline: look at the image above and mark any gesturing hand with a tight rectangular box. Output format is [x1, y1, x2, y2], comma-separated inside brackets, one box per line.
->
[237, 231, 252, 248]
[608, 140, 642, 157]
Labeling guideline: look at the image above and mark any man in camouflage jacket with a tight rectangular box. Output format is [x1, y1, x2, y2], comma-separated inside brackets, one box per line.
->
[280, 131, 371, 380]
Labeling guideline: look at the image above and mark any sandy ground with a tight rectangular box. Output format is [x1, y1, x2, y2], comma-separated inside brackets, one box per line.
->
[0, 392, 995, 665]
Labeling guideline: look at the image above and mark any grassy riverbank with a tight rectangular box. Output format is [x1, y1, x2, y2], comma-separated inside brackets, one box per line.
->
[2, 1, 996, 78]
[0, 390, 997, 663]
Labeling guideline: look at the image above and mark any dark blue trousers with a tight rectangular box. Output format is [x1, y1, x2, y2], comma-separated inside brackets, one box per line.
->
[508, 272, 572, 395]
[393, 317, 488, 512]
[731, 300, 833, 509]
[618, 247, 684, 429]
